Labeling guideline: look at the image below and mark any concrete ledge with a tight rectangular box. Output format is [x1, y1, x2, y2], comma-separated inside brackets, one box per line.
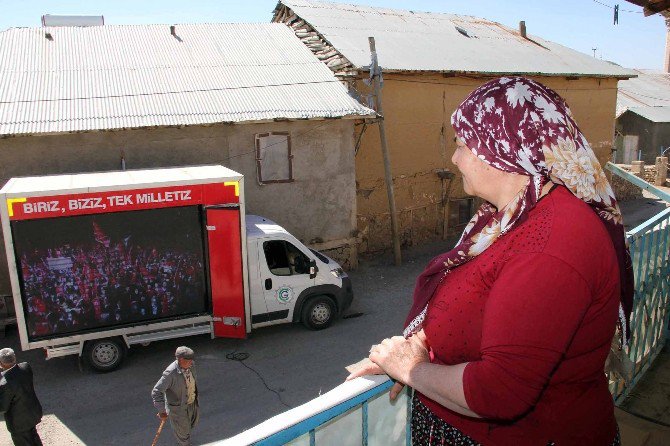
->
[615, 408, 670, 446]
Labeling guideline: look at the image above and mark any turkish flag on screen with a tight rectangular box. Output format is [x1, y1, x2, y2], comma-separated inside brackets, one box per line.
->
[92, 221, 111, 248]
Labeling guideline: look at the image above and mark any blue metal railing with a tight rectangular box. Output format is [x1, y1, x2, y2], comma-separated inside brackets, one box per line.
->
[216, 376, 411, 446]
[606, 163, 670, 403]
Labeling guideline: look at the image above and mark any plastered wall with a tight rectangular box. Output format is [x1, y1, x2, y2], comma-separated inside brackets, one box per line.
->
[0, 119, 357, 296]
[353, 74, 619, 254]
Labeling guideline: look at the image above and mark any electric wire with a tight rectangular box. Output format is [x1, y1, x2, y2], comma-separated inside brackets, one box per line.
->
[591, 0, 644, 13]
[619, 89, 670, 102]
[226, 351, 291, 408]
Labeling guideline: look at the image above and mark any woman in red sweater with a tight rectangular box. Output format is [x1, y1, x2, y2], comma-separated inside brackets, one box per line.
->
[348, 77, 634, 445]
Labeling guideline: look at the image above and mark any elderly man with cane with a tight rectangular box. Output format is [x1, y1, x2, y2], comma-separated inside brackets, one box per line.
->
[151, 346, 199, 446]
[0, 348, 43, 446]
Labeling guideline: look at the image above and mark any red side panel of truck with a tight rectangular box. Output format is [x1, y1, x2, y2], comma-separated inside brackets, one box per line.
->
[206, 207, 246, 338]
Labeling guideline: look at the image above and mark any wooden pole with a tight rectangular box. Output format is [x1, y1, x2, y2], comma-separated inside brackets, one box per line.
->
[368, 36, 401, 266]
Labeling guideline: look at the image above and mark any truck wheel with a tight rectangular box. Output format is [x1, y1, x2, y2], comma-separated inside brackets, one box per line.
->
[301, 296, 336, 330]
[83, 338, 126, 372]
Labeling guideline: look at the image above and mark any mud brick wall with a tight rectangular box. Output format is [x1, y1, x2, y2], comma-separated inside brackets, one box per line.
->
[610, 164, 660, 202]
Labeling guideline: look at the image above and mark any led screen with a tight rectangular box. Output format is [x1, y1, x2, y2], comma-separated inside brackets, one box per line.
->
[11, 206, 207, 341]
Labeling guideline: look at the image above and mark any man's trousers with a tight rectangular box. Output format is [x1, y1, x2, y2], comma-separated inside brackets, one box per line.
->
[168, 402, 199, 446]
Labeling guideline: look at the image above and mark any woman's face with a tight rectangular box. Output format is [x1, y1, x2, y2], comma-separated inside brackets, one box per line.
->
[451, 138, 491, 198]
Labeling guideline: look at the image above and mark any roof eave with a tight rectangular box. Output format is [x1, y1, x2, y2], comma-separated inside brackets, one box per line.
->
[353, 66, 636, 80]
[0, 113, 376, 139]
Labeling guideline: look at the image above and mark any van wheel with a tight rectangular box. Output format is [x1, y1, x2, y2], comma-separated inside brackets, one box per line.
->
[301, 296, 336, 330]
[83, 338, 126, 372]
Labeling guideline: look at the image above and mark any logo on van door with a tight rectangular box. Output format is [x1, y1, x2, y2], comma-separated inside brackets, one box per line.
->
[275, 286, 294, 304]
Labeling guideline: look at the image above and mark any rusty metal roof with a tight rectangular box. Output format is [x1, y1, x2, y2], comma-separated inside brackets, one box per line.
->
[617, 69, 670, 121]
[278, 0, 636, 78]
[0, 22, 374, 136]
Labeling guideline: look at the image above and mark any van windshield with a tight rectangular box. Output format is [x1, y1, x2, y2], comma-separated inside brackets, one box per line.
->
[309, 248, 329, 264]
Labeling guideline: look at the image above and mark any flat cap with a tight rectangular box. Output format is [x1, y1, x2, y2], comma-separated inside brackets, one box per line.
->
[175, 346, 194, 360]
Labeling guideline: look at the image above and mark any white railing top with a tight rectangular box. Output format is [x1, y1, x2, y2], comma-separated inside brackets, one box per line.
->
[209, 375, 391, 445]
[626, 207, 670, 239]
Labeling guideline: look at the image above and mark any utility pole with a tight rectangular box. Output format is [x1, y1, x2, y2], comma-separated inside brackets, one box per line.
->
[368, 36, 402, 266]
[592, 47, 597, 58]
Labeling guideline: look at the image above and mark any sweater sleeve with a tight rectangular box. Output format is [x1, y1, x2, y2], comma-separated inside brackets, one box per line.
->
[462, 252, 592, 420]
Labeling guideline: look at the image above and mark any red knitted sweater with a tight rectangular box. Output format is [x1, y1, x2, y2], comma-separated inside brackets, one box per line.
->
[419, 186, 620, 445]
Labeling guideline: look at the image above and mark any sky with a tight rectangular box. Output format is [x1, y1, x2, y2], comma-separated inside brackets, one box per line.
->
[0, 0, 667, 70]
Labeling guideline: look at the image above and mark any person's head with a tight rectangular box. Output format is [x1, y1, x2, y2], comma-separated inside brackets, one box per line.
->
[0, 348, 17, 370]
[175, 346, 194, 369]
[451, 137, 528, 205]
[451, 76, 613, 209]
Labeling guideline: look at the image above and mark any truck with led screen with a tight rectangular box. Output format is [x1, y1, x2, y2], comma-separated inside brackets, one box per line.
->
[1, 165, 353, 371]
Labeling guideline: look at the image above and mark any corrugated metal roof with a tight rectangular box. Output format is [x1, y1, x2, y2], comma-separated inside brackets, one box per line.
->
[622, 106, 670, 123]
[279, 0, 636, 78]
[616, 69, 670, 119]
[0, 23, 374, 136]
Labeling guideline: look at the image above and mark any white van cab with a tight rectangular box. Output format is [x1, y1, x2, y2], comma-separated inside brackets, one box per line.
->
[246, 215, 353, 330]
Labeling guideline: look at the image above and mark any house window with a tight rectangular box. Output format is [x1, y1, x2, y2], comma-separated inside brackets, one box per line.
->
[263, 240, 310, 276]
[256, 132, 293, 183]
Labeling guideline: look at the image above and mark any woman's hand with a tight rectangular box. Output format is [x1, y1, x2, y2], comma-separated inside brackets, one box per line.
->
[356, 330, 429, 401]
[345, 357, 407, 401]
[369, 331, 430, 384]
[345, 357, 384, 380]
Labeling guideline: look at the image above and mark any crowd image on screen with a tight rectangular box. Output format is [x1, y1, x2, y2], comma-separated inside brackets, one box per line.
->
[18, 229, 205, 339]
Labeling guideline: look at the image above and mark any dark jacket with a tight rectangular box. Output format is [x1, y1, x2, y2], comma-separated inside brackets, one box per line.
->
[0, 362, 43, 433]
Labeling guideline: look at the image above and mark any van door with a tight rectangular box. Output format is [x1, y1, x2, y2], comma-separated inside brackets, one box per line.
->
[256, 239, 314, 324]
[205, 207, 246, 338]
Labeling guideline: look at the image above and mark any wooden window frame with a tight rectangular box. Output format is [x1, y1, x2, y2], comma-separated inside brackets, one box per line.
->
[255, 132, 294, 184]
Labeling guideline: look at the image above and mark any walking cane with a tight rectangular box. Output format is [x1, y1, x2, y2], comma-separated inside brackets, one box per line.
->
[151, 416, 167, 446]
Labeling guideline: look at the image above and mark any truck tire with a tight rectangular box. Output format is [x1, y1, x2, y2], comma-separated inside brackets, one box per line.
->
[301, 296, 336, 330]
[83, 338, 126, 372]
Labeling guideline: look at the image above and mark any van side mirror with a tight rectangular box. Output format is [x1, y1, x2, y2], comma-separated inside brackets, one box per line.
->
[309, 259, 318, 279]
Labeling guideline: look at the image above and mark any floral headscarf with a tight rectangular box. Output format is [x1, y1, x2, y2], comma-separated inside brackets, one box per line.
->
[404, 77, 634, 348]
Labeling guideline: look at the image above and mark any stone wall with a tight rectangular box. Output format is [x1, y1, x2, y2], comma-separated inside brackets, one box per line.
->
[611, 171, 643, 201]
[610, 163, 664, 202]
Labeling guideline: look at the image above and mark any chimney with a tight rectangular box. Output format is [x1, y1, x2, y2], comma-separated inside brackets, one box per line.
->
[519, 20, 527, 39]
[170, 25, 176, 36]
[665, 18, 670, 72]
